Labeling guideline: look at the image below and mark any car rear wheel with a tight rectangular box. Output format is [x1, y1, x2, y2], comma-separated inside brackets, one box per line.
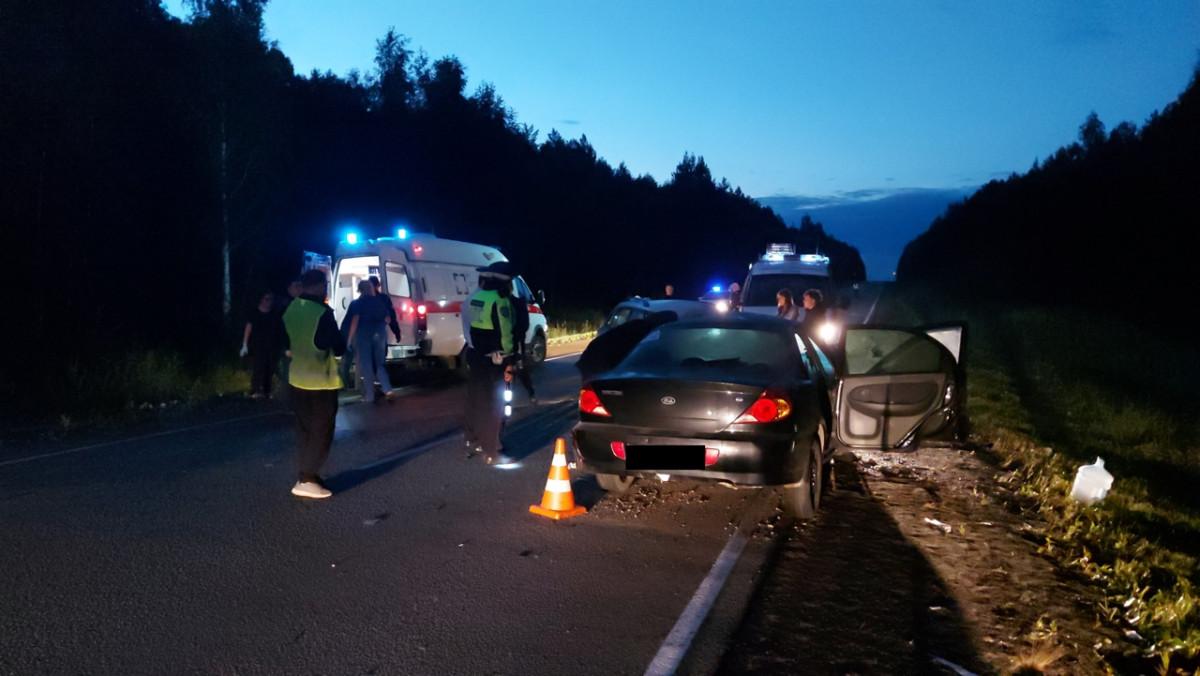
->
[783, 437, 822, 519]
[596, 473, 635, 493]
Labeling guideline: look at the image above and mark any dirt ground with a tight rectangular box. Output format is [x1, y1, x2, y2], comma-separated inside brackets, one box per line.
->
[718, 446, 1130, 675]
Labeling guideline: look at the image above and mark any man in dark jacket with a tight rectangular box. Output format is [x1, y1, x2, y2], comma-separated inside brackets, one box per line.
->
[282, 269, 347, 499]
[577, 310, 678, 383]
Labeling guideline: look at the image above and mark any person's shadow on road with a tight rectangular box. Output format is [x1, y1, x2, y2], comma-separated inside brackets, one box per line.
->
[717, 455, 989, 675]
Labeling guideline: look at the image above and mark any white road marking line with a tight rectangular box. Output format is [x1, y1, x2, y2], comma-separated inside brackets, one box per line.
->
[644, 527, 751, 676]
[0, 411, 288, 469]
[544, 351, 582, 362]
[863, 288, 883, 324]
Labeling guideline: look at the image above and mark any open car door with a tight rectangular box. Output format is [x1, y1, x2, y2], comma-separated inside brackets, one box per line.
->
[833, 323, 966, 450]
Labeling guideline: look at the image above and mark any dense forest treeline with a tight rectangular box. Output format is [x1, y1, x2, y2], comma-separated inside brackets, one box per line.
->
[0, 0, 864, 412]
[897, 66, 1198, 330]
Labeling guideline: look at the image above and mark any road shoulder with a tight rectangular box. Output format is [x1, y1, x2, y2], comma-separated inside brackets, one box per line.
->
[718, 448, 1127, 675]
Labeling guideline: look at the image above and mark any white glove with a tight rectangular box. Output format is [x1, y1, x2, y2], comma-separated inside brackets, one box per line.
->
[489, 351, 504, 365]
[239, 344, 248, 358]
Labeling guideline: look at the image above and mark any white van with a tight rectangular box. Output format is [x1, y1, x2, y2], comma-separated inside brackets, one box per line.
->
[740, 244, 834, 318]
[309, 232, 548, 367]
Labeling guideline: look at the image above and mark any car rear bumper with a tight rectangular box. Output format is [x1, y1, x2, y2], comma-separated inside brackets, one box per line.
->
[571, 422, 802, 486]
[386, 338, 433, 361]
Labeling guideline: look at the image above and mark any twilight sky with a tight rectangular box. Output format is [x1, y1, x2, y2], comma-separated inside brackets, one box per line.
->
[165, 1, 1199, 277]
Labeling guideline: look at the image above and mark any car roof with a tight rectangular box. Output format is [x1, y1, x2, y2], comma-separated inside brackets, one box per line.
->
[614, 298, 716, 315]
[667, 312, 796, 332]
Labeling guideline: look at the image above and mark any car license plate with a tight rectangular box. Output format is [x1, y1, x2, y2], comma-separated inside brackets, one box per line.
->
[624, 445, 706, 470]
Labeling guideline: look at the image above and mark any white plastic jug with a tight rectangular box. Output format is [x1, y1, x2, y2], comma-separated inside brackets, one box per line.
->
[1070, 457, 1114, 506]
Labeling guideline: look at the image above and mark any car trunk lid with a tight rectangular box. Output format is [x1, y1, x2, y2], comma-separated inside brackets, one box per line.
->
[589, 376, 765, 434]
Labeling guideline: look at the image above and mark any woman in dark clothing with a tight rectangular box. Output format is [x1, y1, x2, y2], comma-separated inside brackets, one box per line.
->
[242, 291, 286, 399]
[776, 289, 801, 322]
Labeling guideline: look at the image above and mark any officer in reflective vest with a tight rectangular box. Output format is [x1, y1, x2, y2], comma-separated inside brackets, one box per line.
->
[463, 261, 518, 465]
[282, 269, 346, 499]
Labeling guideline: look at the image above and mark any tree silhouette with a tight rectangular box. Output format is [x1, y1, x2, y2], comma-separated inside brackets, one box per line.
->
[0, 1, 866, 415]
[897, 68, 1200, 334]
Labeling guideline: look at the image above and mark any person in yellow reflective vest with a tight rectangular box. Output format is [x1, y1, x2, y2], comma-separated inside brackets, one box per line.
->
[282, 269, 346, 499]
[463, 261, 518, 465]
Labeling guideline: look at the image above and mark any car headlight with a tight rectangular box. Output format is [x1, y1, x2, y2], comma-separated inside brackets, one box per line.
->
[818, 321, 840, 345]
[715, 300, 730, 313]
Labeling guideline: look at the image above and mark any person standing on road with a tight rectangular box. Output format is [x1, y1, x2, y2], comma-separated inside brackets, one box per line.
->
[509, 284, 537, 405]
[798, 289, 828, 337]
[281, 269, 346, 499]
[728, 282, 742, 309]
[346, 280, 398, 403]
[241, 291, 286, 399]
[463, 261, 518, 465]
[369, 275, 402, 346]
[776, 289, 801, 322]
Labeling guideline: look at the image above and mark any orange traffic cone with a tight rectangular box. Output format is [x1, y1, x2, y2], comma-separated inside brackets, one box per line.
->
[529, 438, 587, 520]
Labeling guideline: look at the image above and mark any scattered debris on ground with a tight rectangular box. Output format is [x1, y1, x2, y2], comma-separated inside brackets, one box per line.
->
[719, 447, 1131, 675]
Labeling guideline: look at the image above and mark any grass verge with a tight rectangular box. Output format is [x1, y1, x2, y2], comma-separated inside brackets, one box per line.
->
[546, 306, 604, 341]
[13, 351, 251, 432]
[880, 286, 1200, 672]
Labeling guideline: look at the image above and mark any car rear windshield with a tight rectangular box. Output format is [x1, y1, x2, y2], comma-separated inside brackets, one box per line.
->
[618, 326, 802, 381]
[743, 274, 827, 306]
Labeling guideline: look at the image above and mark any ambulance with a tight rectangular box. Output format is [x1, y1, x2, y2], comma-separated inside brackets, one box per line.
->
[304, 230, 548, 368]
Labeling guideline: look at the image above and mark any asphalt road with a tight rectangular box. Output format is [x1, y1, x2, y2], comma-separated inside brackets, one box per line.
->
[0, 286, 886, 676]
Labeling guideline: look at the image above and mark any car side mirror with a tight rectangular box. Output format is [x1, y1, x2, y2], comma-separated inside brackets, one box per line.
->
[537, 290, 546, 305]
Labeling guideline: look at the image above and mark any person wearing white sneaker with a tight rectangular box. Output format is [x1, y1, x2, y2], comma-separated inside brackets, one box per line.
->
[291, 480, 332, 499]
[282, 270, 346, 499]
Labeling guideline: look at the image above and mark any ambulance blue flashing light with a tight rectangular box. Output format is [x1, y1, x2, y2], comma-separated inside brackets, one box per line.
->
[397, 228, 408, 240]
[711, 285, 723, 293]
[799, 253, 830, 265]
[345, 231, 360, 245]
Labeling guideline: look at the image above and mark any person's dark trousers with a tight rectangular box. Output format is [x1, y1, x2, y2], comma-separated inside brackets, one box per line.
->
[465, 348, 504, 457]
[515, 356, 535, 399]
[290, 386, 338, 481]
[251, 349, 278, 397]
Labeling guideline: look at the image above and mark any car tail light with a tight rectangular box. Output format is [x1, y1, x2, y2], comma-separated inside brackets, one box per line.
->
[610, 441, 626, 459]
[732, 390, 792, 424]
[416, 304, 427, 316]
[579, 387, 611, 417]
[401, 301, 413, 314]
[705, 447, 720, 467]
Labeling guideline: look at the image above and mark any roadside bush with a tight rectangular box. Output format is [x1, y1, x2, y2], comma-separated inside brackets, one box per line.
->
[59, 351, 249, 421]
